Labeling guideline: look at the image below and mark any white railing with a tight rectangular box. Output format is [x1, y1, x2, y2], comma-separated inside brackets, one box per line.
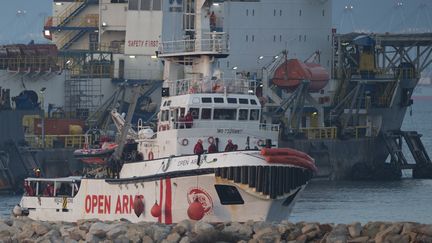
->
[160, 33, 228, 55]
[163, 121, 279, 132]
[165, 78, 258, 95]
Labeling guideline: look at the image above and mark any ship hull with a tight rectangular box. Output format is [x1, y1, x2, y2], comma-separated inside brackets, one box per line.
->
[20, 150, 313, 222]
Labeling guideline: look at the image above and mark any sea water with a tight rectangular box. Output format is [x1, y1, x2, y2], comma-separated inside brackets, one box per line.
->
[1, 99, 431, 223]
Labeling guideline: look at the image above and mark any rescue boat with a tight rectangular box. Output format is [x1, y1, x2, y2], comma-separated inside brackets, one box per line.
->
[18, 0, 317, 223]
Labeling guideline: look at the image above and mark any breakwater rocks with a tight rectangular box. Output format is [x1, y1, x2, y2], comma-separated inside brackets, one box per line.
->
[1, 217, 432, 243]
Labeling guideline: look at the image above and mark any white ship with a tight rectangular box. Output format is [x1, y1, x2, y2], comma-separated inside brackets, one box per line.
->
[18, 0, 318, 222]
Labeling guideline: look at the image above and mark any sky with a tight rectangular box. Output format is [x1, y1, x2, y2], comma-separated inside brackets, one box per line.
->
[0, 0, 431, 44]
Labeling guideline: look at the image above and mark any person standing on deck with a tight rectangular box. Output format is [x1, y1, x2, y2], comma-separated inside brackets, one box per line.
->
[194, 139, 204, 155]
[185, 111, 194, 128]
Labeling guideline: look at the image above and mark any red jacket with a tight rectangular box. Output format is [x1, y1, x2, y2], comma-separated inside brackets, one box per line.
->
[208, 143, 217, 153]
[194, 142, 204, 155]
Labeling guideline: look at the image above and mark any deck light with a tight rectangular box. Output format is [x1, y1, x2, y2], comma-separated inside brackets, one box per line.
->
[274, 55, 279, 59]
[44, 30, 51, 36]
[55, 2, 63, 6]
[102, 22, 107, 27]
[212, 3, 219, 6]
[129, 55, 136, 59]
[258, 56, 264, 60]
[232, 66, 238, 70]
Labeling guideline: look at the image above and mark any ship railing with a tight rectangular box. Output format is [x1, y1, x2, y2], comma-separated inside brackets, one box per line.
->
[298, 127, 338, 139]
[24, 176, 81, 197]
[351, 67, 418, 81]
[25, 134, 92, 149]
[98, 42, 125, 54]
[166, 78, 257, 95]
[0, 57, 59, 71]
[159, 33, 228, 55]
[113, 68, 163, 81]
[163, 121, 279, 132]
[68, 63, 114, 79]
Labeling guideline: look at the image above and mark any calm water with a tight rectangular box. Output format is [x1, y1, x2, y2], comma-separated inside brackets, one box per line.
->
[1, 99, 431, 222]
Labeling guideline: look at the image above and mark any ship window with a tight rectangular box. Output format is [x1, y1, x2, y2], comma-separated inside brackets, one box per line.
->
[152, 0, 162, 10]
[252, 35, 254, 42]
[239, 98, 248, 104]
[250, 109, 260, 120]
[322, 9, 325, 16]
[273, 35, 276, 42]
[246, 35, 248, 42]
[239, 109, 248, 120]
[299, 9, 302, 16]
[214, 185, 244, 205]
[246, 9, 248, 16]
[252, 9, 255, 16]
[140, 0, 151, 10]
[129, 0, 139, 10]
[161, 110, 169, 121]
[280, 10, 282, 16]
[250, 99, 257, 105]
[214, 97, 224, 103]
[201, 97, 212, 103]
[280, 35, 282, 42]
[189, 108, 200, 119]
[214, 109, 236, 120]
[201, 108, 211, 120]
[273, 9, 276, 16]
[227, 98, 237, 104]
[111, 0, 127, 3]
[166, 100, 172, 106]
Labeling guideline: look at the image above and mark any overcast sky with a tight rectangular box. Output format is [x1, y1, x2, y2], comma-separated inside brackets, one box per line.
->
[0, 0, 431, 44]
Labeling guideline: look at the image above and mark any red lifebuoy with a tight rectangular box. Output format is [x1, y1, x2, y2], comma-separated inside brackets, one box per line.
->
[208, 137, 214, 144]
[148, 151, 154, 160]
[182, 139, 189, 146]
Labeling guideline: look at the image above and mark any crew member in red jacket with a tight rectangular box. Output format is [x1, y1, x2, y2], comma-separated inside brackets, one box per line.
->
[225, 139, 237, 152]
[185, 111, 194, 128]
[194, 139, 204, 155]
[208, 142, 217, 153]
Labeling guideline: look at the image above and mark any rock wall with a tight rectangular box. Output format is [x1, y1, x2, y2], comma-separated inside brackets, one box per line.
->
[0, 217, 431, 243]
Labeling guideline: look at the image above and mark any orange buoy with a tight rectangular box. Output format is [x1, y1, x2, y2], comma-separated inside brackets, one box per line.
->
[133, 196, 144, 217]
[187, 198, 205, 220]
[151, 202, 162, 217]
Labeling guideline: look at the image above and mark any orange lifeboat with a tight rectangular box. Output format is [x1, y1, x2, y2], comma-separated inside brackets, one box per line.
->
[272, 59, 329, 92]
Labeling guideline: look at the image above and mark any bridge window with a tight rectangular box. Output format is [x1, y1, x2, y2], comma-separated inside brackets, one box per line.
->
[141, 0, 151, 10]
[161, 110, 169, 121]
[227, 98, 237, 104]
[201, 97, 212, 103]
[250, 109, 260, 120]
[214, 97, 224, 103]
[153, 0, 162, 10]
[129, 0, 139, 10]
[189, 108, 199, 119]
[201, 108, 212, 120]
[214, 109, 237, 120]
[239, 109, 248, 120]
[239, 98, 248, 104]
[250, 99, 257, 105]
